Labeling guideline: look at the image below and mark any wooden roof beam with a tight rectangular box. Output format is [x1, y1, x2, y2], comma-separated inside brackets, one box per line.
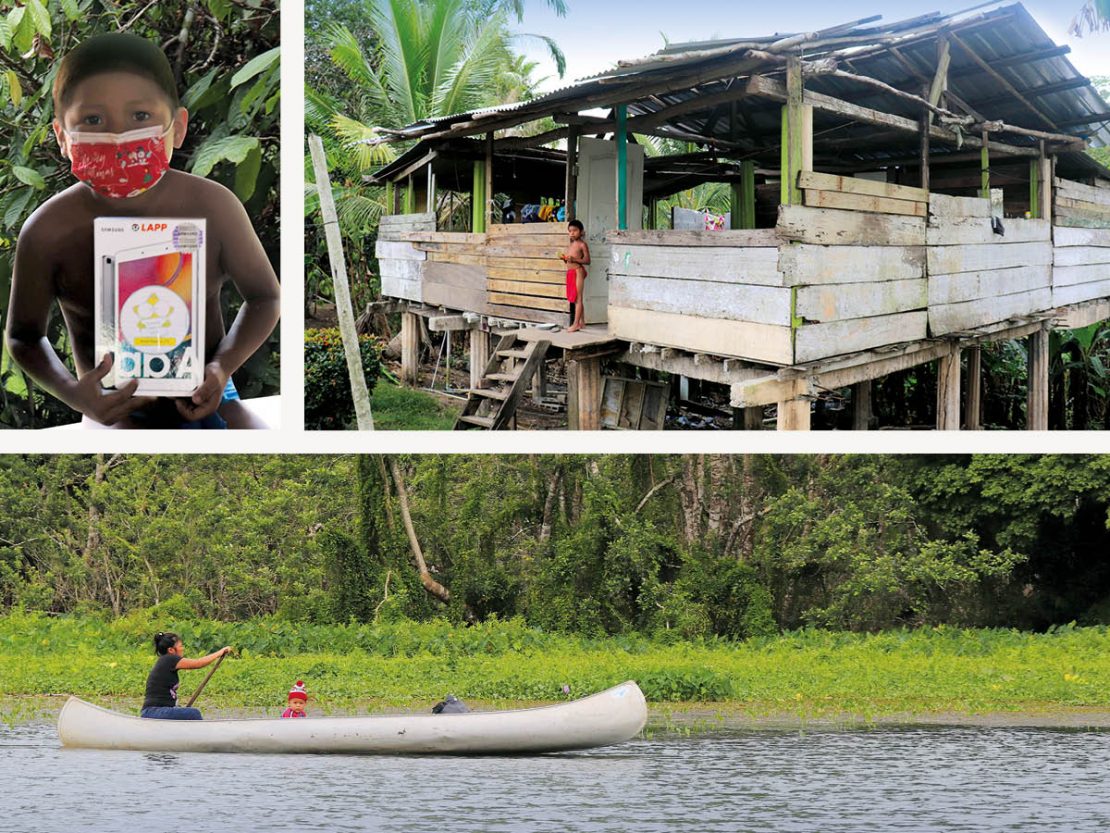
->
[948, 31, 1060, 132]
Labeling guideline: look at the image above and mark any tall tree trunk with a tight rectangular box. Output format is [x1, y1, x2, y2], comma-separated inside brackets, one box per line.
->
[539, 466, 562, 544]
[384, 456, 450, 604]
[677, 455, 705, 547]
[84, 454, 121, 617]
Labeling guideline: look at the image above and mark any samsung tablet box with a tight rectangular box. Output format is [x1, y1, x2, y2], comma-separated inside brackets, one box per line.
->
[94, 218, 205, 396]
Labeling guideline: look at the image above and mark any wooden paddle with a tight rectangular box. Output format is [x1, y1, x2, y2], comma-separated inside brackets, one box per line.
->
[184, 651, 227, 708]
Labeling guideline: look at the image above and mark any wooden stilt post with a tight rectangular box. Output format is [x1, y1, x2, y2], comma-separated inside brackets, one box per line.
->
[566, 356, 601, 430]
[532, 362, 547, 406]
[401, 311, 420, 385]
[965, 345, 982, 430]
[936, 347, 961, 430]
[777, 397, 810, 431]
[852, 381, 872, 430]
[565, 125, 578, 222]
[404, 174, 415, 213]
[616, 105, 628, 230]
[469, 328, 489, 390]
[308, 134, 375, 431]
[744, 407, 763, 430]
[780, 56, 812, 206]
[1028, 326, 1049, 430]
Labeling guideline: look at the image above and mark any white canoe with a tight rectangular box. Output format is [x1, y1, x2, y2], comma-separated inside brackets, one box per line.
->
[57, 681, 647, 755]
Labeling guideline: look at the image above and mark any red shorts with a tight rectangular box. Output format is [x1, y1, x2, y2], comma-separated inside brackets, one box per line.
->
[566, 268, 578, 304]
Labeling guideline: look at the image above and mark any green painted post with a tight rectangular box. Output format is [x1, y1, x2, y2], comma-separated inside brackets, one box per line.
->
[980, 132, 990, 200]
[1029, 158, 1040, 218]
[616, 104, 628, 231]
[739, 160, 756, 228]
[404, 176, 415, 214]
[385, 181, 394, 215]
[472, 159, 486, 232]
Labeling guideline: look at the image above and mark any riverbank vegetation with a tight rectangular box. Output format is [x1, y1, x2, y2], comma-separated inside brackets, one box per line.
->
[4, 613, 1110, 717]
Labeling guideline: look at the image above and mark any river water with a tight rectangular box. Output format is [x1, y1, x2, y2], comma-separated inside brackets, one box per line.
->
[4, 720, 1109, 832]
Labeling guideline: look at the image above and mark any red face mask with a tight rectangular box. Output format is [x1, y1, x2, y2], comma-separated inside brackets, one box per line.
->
[65, 125, 171, 199]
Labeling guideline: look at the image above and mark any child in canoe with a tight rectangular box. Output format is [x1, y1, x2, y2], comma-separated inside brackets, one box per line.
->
[4, 32, 280, 428]
[141, 631, 233, 720]
[281, 680, 308, 718]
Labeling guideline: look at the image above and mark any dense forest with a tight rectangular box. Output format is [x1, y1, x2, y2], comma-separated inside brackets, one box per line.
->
[2, 455, 1109, 635]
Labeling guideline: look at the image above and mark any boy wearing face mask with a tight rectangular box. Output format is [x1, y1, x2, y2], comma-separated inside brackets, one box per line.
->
[4, 33, 280, 428]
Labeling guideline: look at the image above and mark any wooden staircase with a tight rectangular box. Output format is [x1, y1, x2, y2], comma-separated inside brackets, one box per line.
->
[454, 334, 551, 429]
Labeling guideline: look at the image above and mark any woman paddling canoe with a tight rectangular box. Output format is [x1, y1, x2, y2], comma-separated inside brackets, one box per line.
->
[141, 631, 233, 720]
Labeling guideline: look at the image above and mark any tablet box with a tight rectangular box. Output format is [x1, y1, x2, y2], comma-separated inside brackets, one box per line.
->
[93, 218, 205, 396]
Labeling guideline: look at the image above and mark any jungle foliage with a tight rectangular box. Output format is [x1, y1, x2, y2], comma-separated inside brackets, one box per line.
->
[3, 455, 1110, 637]
[0, 0, 280, 427]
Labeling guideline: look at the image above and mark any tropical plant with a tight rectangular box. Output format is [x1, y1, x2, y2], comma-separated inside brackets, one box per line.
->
[0, 0, 280, 427]
[1071, 1, 1110, 37]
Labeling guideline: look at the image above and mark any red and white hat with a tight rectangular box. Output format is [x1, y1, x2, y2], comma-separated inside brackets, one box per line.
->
[288, 680, 307, 702]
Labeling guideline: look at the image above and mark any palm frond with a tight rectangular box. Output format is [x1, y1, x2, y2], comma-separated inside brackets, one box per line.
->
[369, 0, 422, 123]
[325, 22, 394, 119]
[331, 113, 398, 171]
[432, 12, 510, 117]
[510, 32, 566, 78]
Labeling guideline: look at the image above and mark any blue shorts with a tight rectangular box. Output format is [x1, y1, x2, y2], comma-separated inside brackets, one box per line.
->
[140, 706, 203, 720]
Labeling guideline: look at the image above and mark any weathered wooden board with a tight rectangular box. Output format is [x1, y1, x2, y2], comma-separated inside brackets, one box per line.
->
[794, 311, 928, 363]
[608, 305, 794, 365]
[489, 292, 568, 312]
[798, 171, 929, 203]
[1053, 226, 1110, 247]
[488, 279, 565, 299]
[486, 302, 566, 325]
[805, 188, 927, 217]
[608, 228, 780, 247]
[929, 288, 1052, 335]
[422, 283, 487, 313]
[1053, 264, 1110, 287]
[927, 240, 1052, 275]
[1053, 210, 1110, 230]
[795, 279, 926, 322]
[427, 252, 487, 267]
[609, 245, 783, 286]
[381, 274, 422, 302]
[1056, 196, 1110, 219]
[402, 231, 485, 244]
[424, 261, 485, 291]
[928, 194, 992, 220]
[486, 266, 566, 284]
[926, 217, 1051, 246]
[779, 244, 925, 286]
[929, 265, 1051, 305]
[1053, 246, 1110, 268]
[776, 205, 926, 246]
[1053, 278, 1110, 306]
[413, 241, 484, 255]
[379, 259, 424, 281]
[375, 241, 427, 261]
[379, 212, 436, 228]
[609, 274, 792, 325]
[1054, 178, 1110, 206]
[485, 243, 567, 259]
[488, 223, 568, 237]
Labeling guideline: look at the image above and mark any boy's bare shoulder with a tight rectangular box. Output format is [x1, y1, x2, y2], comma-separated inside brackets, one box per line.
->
[161, 170, 241, 213]
[18, 184, 91, 248]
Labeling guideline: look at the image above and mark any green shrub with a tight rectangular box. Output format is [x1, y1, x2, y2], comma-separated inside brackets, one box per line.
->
[304, 328, 383, 430]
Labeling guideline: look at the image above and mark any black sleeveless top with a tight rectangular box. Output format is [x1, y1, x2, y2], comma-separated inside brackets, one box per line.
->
[143, 653, 182, 708]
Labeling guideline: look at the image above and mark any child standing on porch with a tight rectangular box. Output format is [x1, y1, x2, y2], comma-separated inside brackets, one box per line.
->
[560, 220, 590, 332]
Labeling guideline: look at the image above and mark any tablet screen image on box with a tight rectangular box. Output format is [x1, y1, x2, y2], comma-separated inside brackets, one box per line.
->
[94, 219, 206, 396]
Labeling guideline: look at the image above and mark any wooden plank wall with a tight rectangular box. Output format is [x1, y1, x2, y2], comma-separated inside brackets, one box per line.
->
[782, 172, 928, 363]
[606, 229, 795, 366]
[484, 224, 569, 324]
[1053, 179, 1110, 307]
[926, 194, 1052, 335]
[375, 213, 435, 302]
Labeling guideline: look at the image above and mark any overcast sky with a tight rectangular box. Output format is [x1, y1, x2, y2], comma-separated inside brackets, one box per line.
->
[510, 0, 1110, 92]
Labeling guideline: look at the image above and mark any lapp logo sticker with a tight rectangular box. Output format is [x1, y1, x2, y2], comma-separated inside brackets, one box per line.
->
[129, 222, 169, 232]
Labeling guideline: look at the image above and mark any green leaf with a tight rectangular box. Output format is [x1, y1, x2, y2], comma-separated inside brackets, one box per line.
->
[230, 47, 280, 89]
[0, 16, 12, 51]
[7, 7, 32, 57]
[59, 0, 81, 21]
[6, 70, 20, 108]
[25, 0, 50, 39]
[233, 145, 262, 202]
[239, 65, 276, 116]
[11, 165, 44, 190]
[206, 0, 232, 22]
[190, 135, 260, 178]
[182, 68, 220, 110]
[4, 189, 33, 228]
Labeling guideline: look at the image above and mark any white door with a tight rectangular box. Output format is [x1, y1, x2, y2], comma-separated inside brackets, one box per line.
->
[575, 137, 643, 324]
